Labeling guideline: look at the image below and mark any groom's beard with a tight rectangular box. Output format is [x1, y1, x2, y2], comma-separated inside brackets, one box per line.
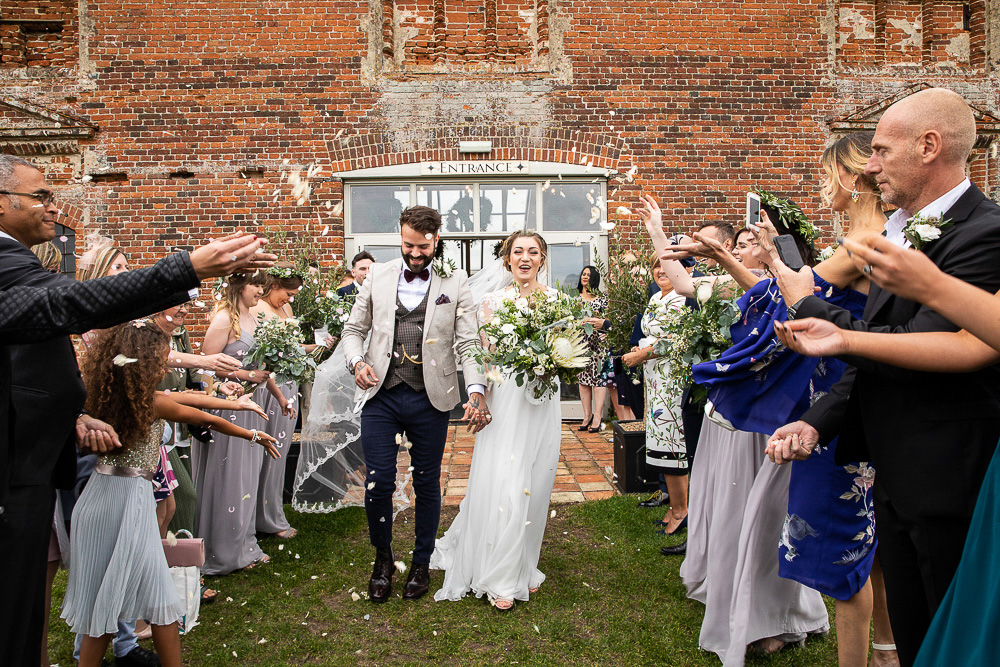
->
[403, 252, 433, 273]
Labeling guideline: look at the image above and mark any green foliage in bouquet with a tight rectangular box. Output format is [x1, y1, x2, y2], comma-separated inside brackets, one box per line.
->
[474, 290, 592, 401]
[245, 314, 318, 384]
[595, 236, 654, 356]
[652, 281, 742, 398]
[261, 224, 350, 364]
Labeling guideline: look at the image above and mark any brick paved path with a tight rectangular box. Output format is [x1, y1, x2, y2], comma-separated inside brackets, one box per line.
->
[440, 422, 618, 506]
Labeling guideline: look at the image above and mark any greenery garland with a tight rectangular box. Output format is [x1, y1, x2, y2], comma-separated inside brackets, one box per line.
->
[752, 188, 819, 248]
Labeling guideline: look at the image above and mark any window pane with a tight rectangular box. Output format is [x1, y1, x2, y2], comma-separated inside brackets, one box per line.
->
[480, 183, 536, 233]
[416, 184, 475, 233]
[542, 183, 604, 231]
[358, 245, 400, 264]
[350, 185, 409, 233]
[546, 242, 591, 293]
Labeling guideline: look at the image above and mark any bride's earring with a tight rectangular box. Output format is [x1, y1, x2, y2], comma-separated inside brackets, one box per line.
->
[850, 180, 860, 203]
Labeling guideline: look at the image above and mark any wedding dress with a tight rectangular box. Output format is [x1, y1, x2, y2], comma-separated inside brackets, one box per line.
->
[430, 286, 562, 603]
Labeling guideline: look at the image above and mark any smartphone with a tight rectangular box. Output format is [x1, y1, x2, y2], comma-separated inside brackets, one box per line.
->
[746, 192, 761, 228]
[774, 234, 805, 271]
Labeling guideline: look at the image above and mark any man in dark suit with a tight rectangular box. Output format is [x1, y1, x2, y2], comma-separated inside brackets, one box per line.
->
[337, 250, 375, 298]
[768, 88, 1000, 665]
[0, 154, 277, 666]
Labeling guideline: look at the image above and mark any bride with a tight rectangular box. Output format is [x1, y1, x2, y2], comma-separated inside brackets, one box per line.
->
[430, 230, 564, 611]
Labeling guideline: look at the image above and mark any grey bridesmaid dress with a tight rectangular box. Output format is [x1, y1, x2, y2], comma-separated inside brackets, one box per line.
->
[192, 330, 267, 575]
[256, 376, 297, 534]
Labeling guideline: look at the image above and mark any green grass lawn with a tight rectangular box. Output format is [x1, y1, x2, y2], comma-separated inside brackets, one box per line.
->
[48, 495, 838, 665]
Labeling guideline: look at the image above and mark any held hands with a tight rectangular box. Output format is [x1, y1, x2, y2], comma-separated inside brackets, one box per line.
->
[75, 414, 122, 454]
[188, 232, 278, 279]
[840, 234, 941, 303]
[217, 381, 244, 397]
[354, 361, 378, 390]
[774, 319, 850, 358]
[462, 391, 492, 433]
[623, 349, 646, 367]
[765, 420, 820, 465]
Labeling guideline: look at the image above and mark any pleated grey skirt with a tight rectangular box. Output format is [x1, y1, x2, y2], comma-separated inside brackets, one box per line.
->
[61, 473, 182, 636]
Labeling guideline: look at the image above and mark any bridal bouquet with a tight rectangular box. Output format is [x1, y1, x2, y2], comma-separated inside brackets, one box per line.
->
[475, 290, 592, 401]
[245, 314, 318, 384]
[652, 282, 741, 396]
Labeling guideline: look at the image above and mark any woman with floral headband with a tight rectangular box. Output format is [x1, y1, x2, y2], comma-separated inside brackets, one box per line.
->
[250, 262, 334, 539]
[61, 321, 278, 667]
[196, 270, 286, 574]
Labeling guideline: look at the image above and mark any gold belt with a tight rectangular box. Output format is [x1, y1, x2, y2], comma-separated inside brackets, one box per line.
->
[94, 463, 155, 482]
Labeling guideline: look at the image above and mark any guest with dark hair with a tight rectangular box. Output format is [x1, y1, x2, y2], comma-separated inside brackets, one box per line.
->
[695, 221, 736, 261]
[575, 265, 613, 432]
[338, 250, 376, 298]
[0, 152, 275, 665]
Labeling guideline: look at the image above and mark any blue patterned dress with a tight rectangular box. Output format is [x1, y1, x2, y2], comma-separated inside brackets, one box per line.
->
[692, 274, 876, 601]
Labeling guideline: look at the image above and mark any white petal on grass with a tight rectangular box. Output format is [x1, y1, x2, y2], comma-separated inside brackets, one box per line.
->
[394, 560, 407, 573]
[550, 509, 556, 518]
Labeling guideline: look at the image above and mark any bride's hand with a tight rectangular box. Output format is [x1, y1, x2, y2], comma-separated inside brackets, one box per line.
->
[462, 391, 492, 433]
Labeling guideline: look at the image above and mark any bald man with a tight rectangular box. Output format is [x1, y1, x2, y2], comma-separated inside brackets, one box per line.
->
[769, 88, 1000, 665]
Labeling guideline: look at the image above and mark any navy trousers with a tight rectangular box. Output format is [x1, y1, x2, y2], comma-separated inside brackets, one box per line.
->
[360, 383, 450, 565]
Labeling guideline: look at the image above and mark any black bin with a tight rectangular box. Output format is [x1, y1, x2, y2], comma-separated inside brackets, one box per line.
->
[612, 420, 658, 494]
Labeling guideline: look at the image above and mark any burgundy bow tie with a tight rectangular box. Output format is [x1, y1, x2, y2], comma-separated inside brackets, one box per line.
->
[404, 268, 430, 282]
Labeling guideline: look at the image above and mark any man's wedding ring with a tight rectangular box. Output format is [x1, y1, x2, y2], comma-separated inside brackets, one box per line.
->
[230, 253, 239, 262]
[862, 264, 873, 275]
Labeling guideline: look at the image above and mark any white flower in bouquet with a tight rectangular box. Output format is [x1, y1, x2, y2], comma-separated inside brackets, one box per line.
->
[548, 329, 589, 369]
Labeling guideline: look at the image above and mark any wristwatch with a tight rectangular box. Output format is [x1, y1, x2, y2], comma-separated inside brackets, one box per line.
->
[786, 295, 810, 320]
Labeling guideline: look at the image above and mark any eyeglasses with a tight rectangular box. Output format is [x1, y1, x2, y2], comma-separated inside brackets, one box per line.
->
[0, 190, 56, 207]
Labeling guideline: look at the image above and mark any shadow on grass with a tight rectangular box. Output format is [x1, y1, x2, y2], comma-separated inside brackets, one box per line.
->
[48, 496, 837, 666]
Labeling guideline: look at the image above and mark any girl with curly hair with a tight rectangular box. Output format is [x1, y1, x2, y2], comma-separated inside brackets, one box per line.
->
[61, 321, 278, 667]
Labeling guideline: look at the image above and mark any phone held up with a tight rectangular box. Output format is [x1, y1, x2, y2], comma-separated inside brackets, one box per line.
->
[774, 235, 806, 271]
[746, 192, 761, 229]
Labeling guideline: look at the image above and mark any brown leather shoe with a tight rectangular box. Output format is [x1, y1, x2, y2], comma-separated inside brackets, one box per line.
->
[369, 548, 394, 603]
[402, 563, 430, 600]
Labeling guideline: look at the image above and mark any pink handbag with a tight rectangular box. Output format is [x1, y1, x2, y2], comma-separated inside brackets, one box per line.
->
[162, 529, 205, 568]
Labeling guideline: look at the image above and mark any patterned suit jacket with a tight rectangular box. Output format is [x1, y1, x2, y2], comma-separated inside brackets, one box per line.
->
[341, 258, 486, 412]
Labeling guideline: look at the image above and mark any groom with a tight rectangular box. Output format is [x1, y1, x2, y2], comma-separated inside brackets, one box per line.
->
[342, 205, 490, 602]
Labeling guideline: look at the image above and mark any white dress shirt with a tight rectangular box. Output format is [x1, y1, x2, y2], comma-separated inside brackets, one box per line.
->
[883, 178, 971, 247]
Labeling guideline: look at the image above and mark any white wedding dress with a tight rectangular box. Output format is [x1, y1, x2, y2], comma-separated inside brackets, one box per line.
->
[430, 286, 563, 603]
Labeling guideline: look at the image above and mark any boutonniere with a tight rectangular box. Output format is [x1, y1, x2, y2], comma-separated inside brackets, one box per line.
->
[432, 258, 456, 278]
[903, 212, 953, 250]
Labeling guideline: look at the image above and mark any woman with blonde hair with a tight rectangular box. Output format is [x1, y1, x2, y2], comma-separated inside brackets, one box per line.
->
[196, 271, 287, 574]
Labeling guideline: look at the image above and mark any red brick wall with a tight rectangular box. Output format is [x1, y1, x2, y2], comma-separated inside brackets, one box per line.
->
[0, 0, 997, 333]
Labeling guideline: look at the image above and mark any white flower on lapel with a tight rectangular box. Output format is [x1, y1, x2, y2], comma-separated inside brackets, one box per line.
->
[432, 258, 456, 278]
[903, 212, 952, 250]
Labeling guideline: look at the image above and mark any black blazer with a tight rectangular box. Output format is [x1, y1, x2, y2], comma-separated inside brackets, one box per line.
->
[798, 184, 1000, 518]
[337, 282, 358, 298]
[0, 237, 199, 500]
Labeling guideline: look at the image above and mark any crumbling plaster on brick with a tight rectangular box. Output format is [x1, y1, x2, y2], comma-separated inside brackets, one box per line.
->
[375, 78, 553, 153]
[837, 7, 874, 49]
[362, 0, 571, 81]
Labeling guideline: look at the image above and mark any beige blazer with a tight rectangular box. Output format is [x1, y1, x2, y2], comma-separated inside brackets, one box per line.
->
[341, 258, 486, 412]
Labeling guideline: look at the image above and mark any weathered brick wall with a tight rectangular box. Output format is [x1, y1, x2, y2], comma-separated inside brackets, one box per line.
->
[0, 0, 997, 324]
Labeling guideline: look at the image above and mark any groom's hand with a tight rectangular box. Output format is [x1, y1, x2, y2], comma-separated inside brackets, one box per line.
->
[354, 361, 378, 390]
[462, 392, 491, 433]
